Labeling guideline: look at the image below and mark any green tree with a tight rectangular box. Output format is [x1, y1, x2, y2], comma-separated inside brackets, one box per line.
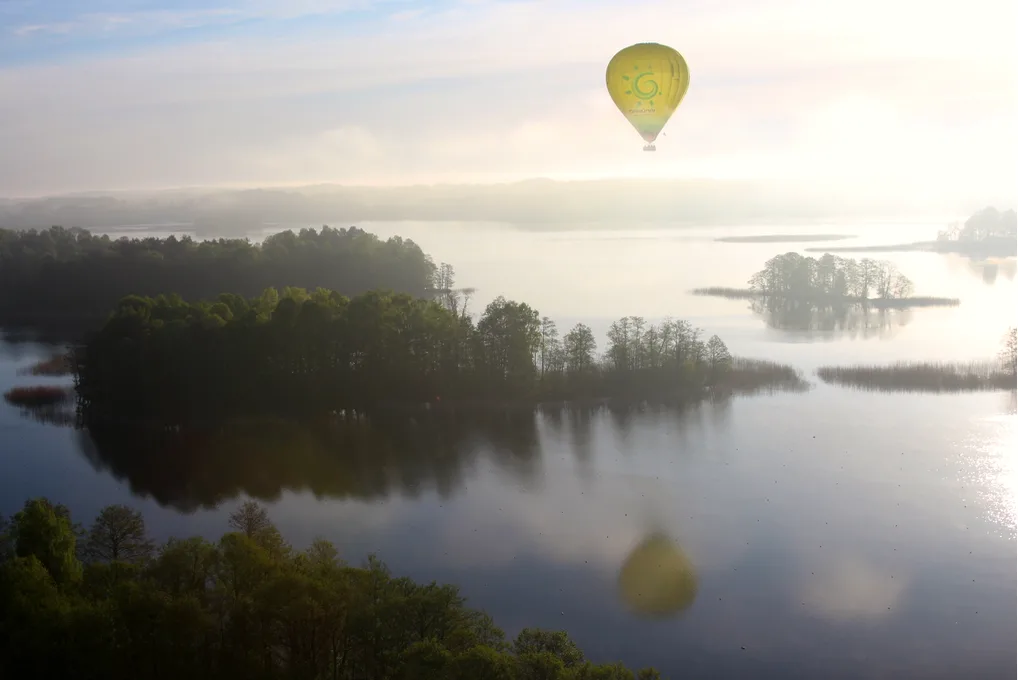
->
[705, 334, 732, 378]
[0, 495, 661, 680]
[0, 514, 12, 563]
[9, 498, 82, 587]
[448, 645, 516, 680]
[513, 628, 585, 668]
[563, 323, 597, 375]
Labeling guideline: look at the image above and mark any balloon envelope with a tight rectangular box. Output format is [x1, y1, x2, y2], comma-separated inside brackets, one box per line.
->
[605, 43, 690, 149]
[617, 533, 698, 618]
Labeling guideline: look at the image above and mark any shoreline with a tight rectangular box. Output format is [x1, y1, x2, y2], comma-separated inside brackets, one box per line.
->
[715, 234, 854, 243]
[70, 358, 812, 428]
[690, 288, 960, 308]
[803, 240, 1016, 258]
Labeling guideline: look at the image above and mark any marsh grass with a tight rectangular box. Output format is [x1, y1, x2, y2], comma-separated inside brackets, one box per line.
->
[816, 361, 1015, 393]
[724, 358, 811, 393]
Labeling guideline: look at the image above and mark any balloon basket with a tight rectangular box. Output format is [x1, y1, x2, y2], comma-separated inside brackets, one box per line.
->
[643, 144, 656, 152]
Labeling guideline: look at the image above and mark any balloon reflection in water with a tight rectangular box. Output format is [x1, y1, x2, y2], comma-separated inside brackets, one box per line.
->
[617, 532, 699, 618]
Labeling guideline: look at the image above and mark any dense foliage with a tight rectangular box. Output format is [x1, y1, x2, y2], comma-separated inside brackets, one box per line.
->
[0, 498, 661, 680]
[72, 284, 805, 421]
[747, 252, 915, 300]
[0, 226, 438, 332]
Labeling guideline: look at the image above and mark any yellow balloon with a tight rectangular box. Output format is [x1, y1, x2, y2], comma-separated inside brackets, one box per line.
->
[617, 533, 699, 618]
[605, 43, 690, 151]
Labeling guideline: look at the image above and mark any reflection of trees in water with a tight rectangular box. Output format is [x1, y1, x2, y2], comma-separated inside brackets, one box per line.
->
[9, 403, 77, 427]
[750, 297, 912, 338]
[601, 398, 731, 451]
[1003, 390, 1017, 415]
[475, 411, 543, 490]
[74, 413, 540, 513]
[69, 398, 748, 512]
[944, 255, 1017, 285]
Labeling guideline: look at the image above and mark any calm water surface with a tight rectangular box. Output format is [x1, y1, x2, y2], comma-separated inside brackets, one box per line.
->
[2, 224, 1015, 679]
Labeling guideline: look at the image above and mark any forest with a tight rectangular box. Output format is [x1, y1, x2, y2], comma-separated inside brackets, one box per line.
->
[0, 497, 661, 680]
[0, 226, 439, 334]
[72, 284, 805, 422]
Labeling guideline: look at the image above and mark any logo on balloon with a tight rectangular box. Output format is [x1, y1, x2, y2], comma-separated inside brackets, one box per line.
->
[624, 71, 659, 102]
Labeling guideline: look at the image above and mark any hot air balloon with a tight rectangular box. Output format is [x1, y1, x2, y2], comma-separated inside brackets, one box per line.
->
[617, 532, 698, 618]
[605, 42, 690, 152]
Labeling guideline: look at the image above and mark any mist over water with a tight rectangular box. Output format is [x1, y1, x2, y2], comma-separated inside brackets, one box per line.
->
[2, 222, 1015, 679]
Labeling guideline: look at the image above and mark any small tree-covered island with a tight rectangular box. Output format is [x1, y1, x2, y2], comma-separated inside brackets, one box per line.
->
[0, 497, 664, 680]
[693, 252, 958, 308]
[72, 283, 807, 423]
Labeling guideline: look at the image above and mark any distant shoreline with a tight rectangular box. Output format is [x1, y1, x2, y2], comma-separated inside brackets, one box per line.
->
[804, 240, 1016, 258]
[690, 287, 960, 308]
[715, 234, 854, 243]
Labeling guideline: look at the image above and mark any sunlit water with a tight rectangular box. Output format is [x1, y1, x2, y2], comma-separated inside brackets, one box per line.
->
[2, 223, 1015, 679]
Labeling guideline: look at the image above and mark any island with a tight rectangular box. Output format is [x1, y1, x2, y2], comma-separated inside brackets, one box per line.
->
[692, 252, 959, 308]
[70, 287, 808, 424]
[803, 207, 1017, 258]
[0, 225, 442, 337]
[0, 497, 662, 680]
[715, 234, 854, 244]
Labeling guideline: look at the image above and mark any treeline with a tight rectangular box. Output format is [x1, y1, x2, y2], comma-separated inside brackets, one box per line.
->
[747, 252, 915, 300]
[937, 207, 1017, 243]
[0, 226, 438, 333]
[73, 286, 806, 421]
[0, 498, 661, 680]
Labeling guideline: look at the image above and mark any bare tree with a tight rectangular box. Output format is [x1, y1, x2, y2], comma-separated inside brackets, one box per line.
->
[84, 504, 154, 564]
[228, 500, 273, 538]
[1000, 327, 1017, 377]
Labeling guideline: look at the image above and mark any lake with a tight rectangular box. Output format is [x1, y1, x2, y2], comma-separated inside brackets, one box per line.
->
[2, 221, 1015, 679]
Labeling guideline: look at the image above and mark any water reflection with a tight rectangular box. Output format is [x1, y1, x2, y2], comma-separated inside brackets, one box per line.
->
[74, 414, 530, 512]
[750, 298, 912, 338]
[617, 532, 699, 618]
[945, 255, 1017, 285]
[9, 402, 78, 427]
[68, 402, 744, 513]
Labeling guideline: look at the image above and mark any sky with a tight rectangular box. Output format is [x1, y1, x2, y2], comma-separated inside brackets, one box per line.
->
[0, 0, 1016, 198]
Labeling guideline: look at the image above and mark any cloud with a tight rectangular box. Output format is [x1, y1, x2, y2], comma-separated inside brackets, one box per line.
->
[797, 553, 909, 622]
[2, 1, 391, 38]
[0, 0, 1014, 195]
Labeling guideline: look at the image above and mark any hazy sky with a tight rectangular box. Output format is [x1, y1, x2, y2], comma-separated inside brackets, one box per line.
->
[1, 0, 1015, 197]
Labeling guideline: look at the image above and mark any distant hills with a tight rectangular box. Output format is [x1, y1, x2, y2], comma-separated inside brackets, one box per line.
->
[0, 178, 998, 234]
